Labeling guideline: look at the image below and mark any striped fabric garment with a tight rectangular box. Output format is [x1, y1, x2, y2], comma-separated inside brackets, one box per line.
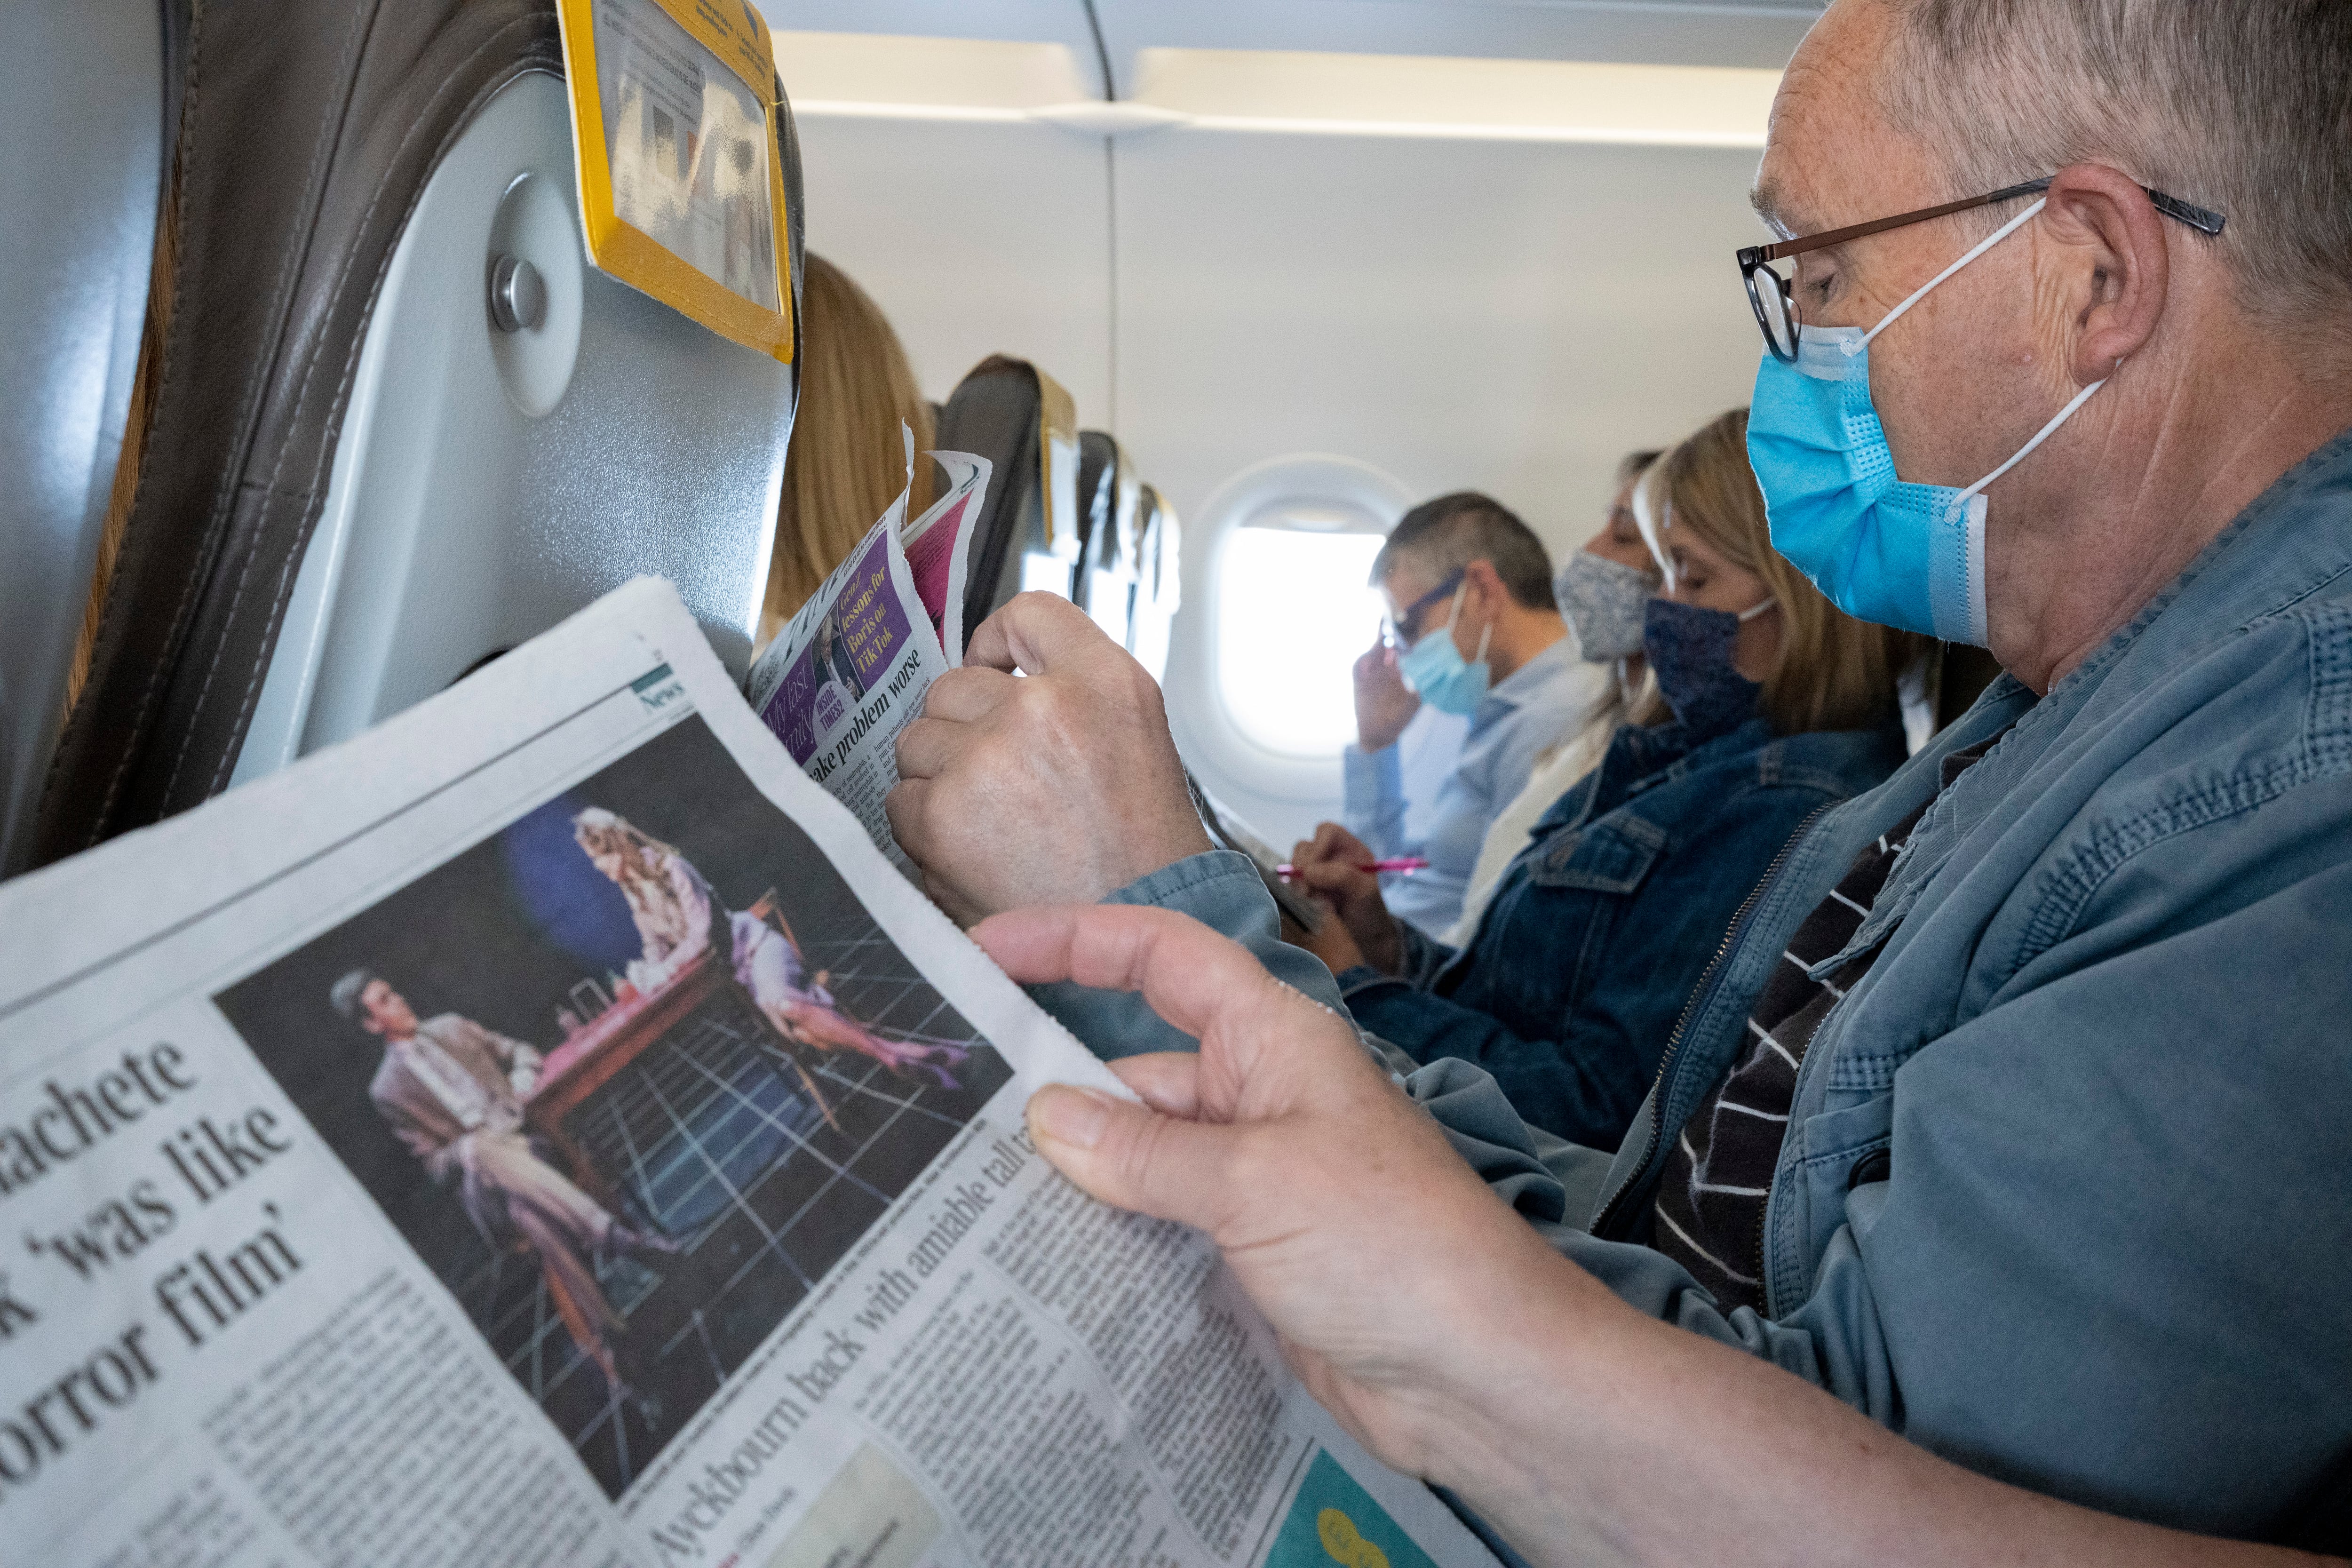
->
[1652, 735, 2005, 1313]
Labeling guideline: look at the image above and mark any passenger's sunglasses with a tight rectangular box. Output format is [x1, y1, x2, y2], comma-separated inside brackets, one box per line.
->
[1736, 176, 2226, 363]
[1383, 570, 1465, 649]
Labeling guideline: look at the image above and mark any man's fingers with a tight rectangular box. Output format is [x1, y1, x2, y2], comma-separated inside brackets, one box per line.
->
[914, 664, 1020, 725]
[1026, 1083, 1235, 1229]
[1108, 1051, 1205, 1119]
[962, 591, 1120, 677]
[973, 905, 1346, 1103]
[893, 713, 1010, 784]
[974, 905, 1271, 1043]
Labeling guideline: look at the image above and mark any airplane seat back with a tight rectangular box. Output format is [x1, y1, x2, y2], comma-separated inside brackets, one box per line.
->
[35, 0, 803, 868]
[934, 354, 1079, 638]
[1129, 484, 1182, 684]
[1073, 429, 1139, 646]
[0, 0, 167, 876]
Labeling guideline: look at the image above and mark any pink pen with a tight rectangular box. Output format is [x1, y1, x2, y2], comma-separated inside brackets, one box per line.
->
[1274, 857, 1429, 878]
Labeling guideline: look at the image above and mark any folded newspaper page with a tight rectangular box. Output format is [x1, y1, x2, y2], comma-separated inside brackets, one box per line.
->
[0, 578, 1494, 1568]
[746, 446, 993, 873]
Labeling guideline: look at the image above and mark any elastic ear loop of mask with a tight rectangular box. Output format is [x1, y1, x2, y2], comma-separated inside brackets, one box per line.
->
[1837, 193, 2116, 626]
[1449, 579, 1495, 667]
[1634, 480, 1676, 591]
[1851, 197, 2050, 356]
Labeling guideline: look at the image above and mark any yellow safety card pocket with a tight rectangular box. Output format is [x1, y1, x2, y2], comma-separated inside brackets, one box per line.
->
[556, 0, 795, 362]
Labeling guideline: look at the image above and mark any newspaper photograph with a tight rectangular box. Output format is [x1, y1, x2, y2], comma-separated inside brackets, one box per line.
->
[210, 716, 1009, 1499]
[0, 579, 1494, 1568]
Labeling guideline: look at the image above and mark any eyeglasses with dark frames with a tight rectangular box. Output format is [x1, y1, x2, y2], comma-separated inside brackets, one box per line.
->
[1736, 176, 2226, 363]
[1383, 569, 1466, 649]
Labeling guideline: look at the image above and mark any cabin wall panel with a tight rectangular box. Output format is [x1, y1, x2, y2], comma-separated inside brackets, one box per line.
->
[792, 114, 1115, 423]
[1120, 130, 1765, 842]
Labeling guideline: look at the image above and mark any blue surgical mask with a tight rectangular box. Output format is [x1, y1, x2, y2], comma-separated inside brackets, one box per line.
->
[1745, 197, 2109, 645]
[1645, 595, 1773, 736]
[1398, 583, 1494, 715]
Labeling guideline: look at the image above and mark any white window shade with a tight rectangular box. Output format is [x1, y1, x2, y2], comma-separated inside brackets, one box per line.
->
[1216, 525, 1386, 757]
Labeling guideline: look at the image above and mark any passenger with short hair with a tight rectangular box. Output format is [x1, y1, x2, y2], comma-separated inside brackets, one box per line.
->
[889, 0, 2352, 1543]
[1291, 411, 1918, 1148]
[1331, 492, 1611, 936]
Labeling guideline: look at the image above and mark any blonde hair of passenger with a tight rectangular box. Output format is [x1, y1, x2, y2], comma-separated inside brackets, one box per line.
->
[760, 255, 935, 645]
[1636, 408, 1925, 736]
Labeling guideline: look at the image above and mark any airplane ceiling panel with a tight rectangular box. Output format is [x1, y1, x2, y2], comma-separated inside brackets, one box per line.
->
[763, 0, 1823, 90]
[791, 112, 1114, 425]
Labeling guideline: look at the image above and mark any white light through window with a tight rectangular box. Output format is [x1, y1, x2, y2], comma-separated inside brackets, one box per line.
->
[1217, 525, 1387, 757]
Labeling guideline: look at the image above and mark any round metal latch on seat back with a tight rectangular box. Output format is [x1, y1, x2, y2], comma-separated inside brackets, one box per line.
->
[488, 253, 546, 332]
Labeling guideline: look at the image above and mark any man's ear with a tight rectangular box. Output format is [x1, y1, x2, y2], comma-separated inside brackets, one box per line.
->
[1462, 558, 1505, 608]
[2042, 161, 2171, 383]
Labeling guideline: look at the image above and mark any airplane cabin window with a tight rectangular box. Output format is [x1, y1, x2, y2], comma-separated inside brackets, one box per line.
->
[1216, 521, 1385, 757]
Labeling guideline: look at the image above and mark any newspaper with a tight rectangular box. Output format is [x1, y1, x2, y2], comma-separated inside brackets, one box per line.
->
[0, 578, 1495, 1568]
[745, 447, 992, 873]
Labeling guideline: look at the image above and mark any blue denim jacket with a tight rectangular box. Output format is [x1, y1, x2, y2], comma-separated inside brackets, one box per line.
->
[1040, 428, 2352, 1543]
[1339, 715, 1905, 1149]
[1544, 427, 2352, 1538]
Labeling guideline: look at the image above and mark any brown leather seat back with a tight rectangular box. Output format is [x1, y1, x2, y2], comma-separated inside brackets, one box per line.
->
[38, 0, 806, 866]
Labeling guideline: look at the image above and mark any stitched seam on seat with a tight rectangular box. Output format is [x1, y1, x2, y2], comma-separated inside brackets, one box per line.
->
[167, 0, 425, 799]
[174, 17, 541, 800]
[72, 16, 206, 844]
[94, 0, 372, 838]
[199, 36, 550, 796]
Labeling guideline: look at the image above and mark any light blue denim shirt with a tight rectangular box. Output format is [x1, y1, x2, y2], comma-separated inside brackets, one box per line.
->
[1342, 637, 1609, 937]
[1042, 428, 2352, 1547]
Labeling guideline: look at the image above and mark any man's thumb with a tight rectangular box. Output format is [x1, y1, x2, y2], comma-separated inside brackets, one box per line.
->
[1026, 1083, 1227, 1229]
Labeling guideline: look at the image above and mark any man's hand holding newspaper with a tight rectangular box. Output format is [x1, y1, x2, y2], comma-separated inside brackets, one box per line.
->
[0, 578, 1495, 1568]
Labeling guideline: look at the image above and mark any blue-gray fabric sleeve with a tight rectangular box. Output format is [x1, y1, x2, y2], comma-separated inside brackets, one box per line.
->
[1026, 849, 1347, 1060]
[1341, 742, 1411, 859]
[1553, 860, 2352, 1535]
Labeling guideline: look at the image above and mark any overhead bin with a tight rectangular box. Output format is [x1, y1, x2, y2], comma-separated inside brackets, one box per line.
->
[932, 354, 1081, 637]
[35, 0, 804, 867]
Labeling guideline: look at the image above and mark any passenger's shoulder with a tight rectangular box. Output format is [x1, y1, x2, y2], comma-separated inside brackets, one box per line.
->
[2132, 588, 2352, 777]
[1751, 725, 1906, 799]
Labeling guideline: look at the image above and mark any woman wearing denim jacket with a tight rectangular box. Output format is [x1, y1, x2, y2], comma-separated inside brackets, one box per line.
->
[1293, 409, 1922, 1149]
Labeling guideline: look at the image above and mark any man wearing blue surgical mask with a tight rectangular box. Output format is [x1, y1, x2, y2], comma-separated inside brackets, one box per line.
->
[892, 0, 2352, 1549]
[1310, 493, 1605, 939]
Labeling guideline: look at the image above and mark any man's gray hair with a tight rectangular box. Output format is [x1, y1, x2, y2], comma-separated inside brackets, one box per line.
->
[1371, 492, 1557, 610]
[330, 967, 380, 1024]
[1881, 0, 2352, 329]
